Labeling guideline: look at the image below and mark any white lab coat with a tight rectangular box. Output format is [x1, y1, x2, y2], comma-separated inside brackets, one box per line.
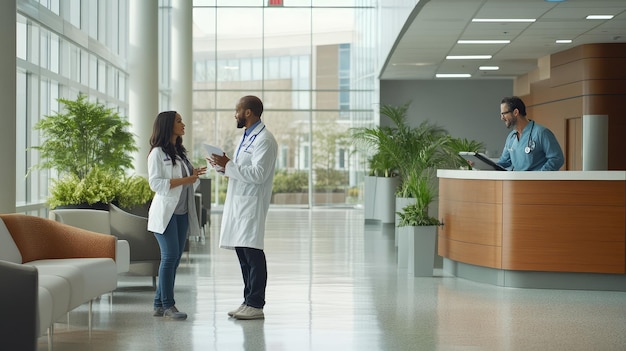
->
[147, 147, 201, 236]
[219, 122, 277, 250]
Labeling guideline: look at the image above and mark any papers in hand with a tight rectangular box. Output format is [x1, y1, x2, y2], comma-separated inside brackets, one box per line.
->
[203, 143, 224, 157]
[203, 143, 225, 172]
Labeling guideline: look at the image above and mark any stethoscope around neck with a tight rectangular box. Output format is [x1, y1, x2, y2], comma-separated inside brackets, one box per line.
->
[236, 125, 266, 159]
[524, 121, 535, 154]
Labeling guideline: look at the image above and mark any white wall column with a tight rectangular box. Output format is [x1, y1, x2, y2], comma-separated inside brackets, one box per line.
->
[129, 0, 159, 177]
[171, 0, 194, 153]
[0, 1, 16, 213]
[582, 114, 609, 171]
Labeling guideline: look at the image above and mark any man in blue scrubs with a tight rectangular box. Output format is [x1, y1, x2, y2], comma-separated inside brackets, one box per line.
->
[497, 96, 564, 171]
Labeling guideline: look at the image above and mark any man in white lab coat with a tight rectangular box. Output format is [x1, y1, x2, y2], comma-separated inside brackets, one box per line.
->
[209, 95, 277, 320]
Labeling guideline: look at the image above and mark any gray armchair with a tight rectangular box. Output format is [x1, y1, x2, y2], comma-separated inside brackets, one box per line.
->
[109, 203, 161, 288]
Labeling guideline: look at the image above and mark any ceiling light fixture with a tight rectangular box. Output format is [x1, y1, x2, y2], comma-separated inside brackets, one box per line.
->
[457, 40, 510, 44]
[446, 55, 492, 60]
[472, 18, 536, 23]
[436, 74, 471, 78]
[586, 15, 614, 20]
[392, 62, 433, 66]
[479, 66, 499, 71]
[556, 39, 572, 44]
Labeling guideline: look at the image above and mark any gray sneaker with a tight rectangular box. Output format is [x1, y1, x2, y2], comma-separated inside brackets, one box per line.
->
[153, 307, 164, 317]
[227, 304, 245, 317]
[233, 305, 264, 320]
[163, 306, 187, 320]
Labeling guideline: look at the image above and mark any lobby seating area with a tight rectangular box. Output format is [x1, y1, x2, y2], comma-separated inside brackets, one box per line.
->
[8, 208, 622, 351]
[0, 214, 123, 351]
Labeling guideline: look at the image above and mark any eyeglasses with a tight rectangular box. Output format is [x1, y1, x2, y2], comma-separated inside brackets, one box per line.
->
[500, 110, 511, 116]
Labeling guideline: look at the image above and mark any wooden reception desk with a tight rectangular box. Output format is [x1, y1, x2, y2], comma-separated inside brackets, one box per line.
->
[436, 170, 626, 291]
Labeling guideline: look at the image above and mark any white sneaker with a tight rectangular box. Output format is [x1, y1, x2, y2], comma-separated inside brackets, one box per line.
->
[227, 304, 245, 317]
[233, 305, 264, 320]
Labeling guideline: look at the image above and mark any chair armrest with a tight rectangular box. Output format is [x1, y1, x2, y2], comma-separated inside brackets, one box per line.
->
[0, 260, 38, 350]
[116, 240, 130, 273]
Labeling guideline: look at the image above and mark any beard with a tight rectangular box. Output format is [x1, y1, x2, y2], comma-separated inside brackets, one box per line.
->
[236, 117, 246, 129]
[504, 116, 516, 129]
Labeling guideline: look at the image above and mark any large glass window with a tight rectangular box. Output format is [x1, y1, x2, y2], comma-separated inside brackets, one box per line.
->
[16, 0, 129, 213]
[192, 1, 376, 207]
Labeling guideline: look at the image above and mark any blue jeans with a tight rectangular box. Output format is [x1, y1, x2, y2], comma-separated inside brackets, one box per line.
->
[153, 214, 188, 309]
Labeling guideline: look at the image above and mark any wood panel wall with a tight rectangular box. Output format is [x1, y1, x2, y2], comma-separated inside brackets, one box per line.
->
[518, 43, 626, 170]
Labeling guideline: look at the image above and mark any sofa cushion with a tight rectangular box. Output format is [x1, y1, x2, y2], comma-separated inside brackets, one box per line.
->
[36, 287, 53, 337]
[37, 275, 71, 327]
[0, 220, 22, 263]
[29, 264, 85, 309]
[28, 258, 117, 304]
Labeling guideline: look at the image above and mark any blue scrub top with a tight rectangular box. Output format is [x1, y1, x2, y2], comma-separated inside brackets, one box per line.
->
[497, 120, 564, 171]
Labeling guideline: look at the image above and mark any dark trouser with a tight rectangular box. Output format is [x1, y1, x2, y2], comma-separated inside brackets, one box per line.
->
[235, 247, 267, 309]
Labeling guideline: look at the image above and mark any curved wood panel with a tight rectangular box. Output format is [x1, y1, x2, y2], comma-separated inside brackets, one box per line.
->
[438, 235, 501, 269]
[438, 175, 626, 274]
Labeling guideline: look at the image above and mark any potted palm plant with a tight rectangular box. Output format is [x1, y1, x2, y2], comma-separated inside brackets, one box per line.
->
[351, 119, 401, 224]
[396, 169, 442, 277]
[30, 93, 140, 209]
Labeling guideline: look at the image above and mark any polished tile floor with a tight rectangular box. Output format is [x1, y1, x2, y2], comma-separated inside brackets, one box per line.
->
[38, 208, 626, 351]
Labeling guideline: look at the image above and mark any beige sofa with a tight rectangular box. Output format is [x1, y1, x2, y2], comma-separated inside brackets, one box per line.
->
[50, 205, 163, 288]
[0, 213, 128, 351]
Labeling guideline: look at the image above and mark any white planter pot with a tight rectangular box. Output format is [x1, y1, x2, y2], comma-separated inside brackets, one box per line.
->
[364, 176, 377, 221]
[397, 225, 409, 269]
[395, 197, 416, 247]
[407, 225, 437, 277]
[375, 176, 400, 224]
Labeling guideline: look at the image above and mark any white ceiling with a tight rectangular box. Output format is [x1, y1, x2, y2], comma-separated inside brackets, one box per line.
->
[380, 0, 626, 80]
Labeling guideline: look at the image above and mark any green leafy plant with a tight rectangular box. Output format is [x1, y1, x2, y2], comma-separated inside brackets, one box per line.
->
[31, 93, 142, 209]
[48, 167, 120, 209]
[397, 170, 442, 227]
[114, 175, 155, 209]
[272, 170, 308, 193]
[32, 93, 137, 179]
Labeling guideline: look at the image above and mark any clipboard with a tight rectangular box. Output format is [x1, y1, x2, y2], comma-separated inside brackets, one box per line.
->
[203, 143, 224, 156]
[459, 151, 507, 171]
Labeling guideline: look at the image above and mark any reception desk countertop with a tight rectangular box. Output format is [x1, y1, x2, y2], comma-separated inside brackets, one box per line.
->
[436, 170, 626, 290]
[437, 169, 626, 181]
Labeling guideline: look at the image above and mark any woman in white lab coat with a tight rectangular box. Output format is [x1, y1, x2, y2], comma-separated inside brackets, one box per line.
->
[147, 111, 206, 320]
[209, 96, 277, 320]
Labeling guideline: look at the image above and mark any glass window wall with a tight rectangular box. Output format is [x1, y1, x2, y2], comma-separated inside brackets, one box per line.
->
[16, 0, 129, 213]
[192, 1, 376, 207]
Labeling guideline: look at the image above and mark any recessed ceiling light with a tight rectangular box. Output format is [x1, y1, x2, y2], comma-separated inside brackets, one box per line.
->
[446, 55, 492, 60]
[586, 15, 614, 20]
[479, 66, 499, 71]
[392, 62, 433, 66]
[436, 74, 471, 78]
[544, 0, 567, 2]
[457, 40, 510, 44]
[556, 39, 572, 44]
[472, 18, 536, 23]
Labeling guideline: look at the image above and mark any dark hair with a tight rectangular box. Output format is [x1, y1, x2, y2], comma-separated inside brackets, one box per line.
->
[149, 110, 187, 165]
[501, 96, 527, 116]
[240, 95, 264, 118]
